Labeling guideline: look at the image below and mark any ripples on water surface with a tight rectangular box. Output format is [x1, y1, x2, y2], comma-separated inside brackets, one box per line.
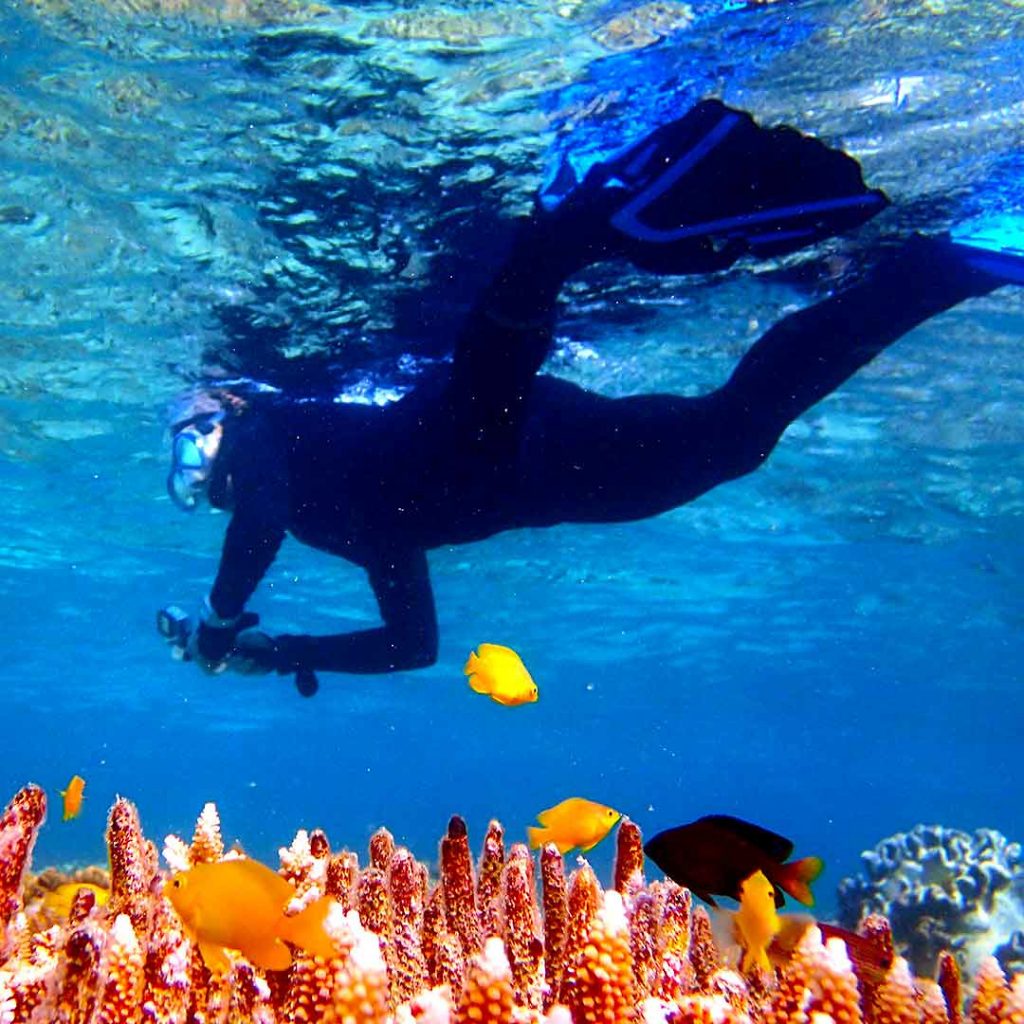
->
[1, 0, 1023, 894]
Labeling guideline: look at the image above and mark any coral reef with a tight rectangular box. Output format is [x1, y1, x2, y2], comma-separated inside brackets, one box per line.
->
[838, 825, 1024, 979]
[0, 784, 1022, 1024]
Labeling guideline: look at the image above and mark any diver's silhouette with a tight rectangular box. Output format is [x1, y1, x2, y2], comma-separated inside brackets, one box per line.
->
[165, 101, 1013, 678]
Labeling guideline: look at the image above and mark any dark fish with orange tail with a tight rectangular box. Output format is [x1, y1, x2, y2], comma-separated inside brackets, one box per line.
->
[643, 814, 824, 908]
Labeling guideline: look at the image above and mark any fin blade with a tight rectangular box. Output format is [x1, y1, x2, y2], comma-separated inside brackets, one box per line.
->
[551, 98, 888, 274]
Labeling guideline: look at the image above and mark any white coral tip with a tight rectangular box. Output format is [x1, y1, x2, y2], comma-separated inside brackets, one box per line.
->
[111, 913, 141, 953]
[480, 935, 511, 978]
[822, 935, 855, 974]
[162, 834, 191, 873]
[600, 889, 628, 935]
[640, 997, 674, 1024]
[350, 927, 386, 975]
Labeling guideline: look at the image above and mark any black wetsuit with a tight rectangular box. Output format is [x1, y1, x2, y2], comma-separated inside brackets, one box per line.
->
[206, 225, 997, 675]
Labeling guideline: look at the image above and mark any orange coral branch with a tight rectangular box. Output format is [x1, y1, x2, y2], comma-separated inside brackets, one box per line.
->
[540, 843, 569, 1009]
[370, 828, 396, 873]
[613, 817, 644, 894]
[106, 798, 157, 936]
[0, 785, 46, 938]
[441, 816, 481, 962]
[388, 847, 429, 1006]
[503, 844, 543, 1009]
[477, 820, 506, 940]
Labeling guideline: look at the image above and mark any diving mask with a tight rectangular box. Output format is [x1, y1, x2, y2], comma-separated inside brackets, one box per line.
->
[167, 412, 224, 511]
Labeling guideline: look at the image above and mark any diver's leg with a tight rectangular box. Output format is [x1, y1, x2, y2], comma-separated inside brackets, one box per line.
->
[446, 217, 590, 453]
[516, 237, 1004, 523]
[718, 236, 1002, 455]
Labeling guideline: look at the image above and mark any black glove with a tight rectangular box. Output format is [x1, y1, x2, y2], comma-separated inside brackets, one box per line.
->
[188, 599, 259, 675]
[229, 633, 318, 696]
[224, 629, 282, 676]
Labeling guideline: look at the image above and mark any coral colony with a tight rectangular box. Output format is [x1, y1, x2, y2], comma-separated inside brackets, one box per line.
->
[838, 825, 1024, 979]
[1, 785, 1024, 1023]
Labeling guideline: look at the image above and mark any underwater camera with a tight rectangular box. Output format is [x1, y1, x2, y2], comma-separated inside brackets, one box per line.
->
[156, 605, 319, 698]
[156, 605, 191, 652]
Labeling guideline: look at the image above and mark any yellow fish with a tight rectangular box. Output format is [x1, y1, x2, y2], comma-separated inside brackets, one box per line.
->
[732, 870, 781, 974]
[527, 797, 622, 854]
[42, 882, 109, 918]
[61, 775, 86, 822]
[464, 644, 538, 707]
[164, 857, 339, 972]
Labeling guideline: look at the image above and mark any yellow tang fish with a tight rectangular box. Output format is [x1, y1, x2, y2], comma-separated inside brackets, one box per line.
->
[42, 882, 110, 918]
[464, 644, 538, 707]
[61, 775, 86, 822]
[527, 797, 621, 854]
[732, 869, 781, 974]
[164, 857, 339, 972]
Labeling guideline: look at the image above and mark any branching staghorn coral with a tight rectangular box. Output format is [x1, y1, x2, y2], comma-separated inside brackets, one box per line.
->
[0, 783, 1022, 1024]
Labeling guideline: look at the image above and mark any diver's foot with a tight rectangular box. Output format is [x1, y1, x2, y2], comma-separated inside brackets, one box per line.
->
[948, 213, 1024, 285]
[538, 98, 889, 277]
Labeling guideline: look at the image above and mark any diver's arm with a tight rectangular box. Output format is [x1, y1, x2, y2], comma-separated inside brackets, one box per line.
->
[208, 412, 290, 620]
[209, 511, 287, 619]
[273, 548, 439, 675]
[192, 512, 287, 670]
[196, 415, 290, 666]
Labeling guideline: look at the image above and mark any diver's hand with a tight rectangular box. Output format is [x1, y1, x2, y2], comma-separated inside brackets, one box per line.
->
[225, 629, 280, 676]
[188, 599, 259, 674]
[223, 633, 319, 696]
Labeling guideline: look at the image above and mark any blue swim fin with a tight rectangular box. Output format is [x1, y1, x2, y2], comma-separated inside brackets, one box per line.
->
[540, 99, 889, 274]
[949, 213, 1024, 284]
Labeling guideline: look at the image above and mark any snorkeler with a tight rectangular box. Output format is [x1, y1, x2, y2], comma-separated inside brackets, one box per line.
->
[164, 99, 1021, 680]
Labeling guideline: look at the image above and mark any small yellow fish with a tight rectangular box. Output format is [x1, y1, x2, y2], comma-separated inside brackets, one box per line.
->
[61, 775, 86, 822]
[732, 870, 781, 974]
[164, 857, 339, 972]
[527, 797, 622, 854]
[464, 644, 538, 707]
[42, 882, 109, 918]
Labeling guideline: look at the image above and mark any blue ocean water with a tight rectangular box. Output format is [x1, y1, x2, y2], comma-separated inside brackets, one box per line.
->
[1, 0, 1023, 926]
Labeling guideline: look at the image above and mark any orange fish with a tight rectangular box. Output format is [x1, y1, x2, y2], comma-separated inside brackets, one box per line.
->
[731, 870, 781, 973]
[464, 644, 538, 707]
[164, 857, 339, 972]
[710, 869, 789, 976]
[527, 797, 621, 854]
[41, 882, 110, 918]
[60, 775, 86, 822]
